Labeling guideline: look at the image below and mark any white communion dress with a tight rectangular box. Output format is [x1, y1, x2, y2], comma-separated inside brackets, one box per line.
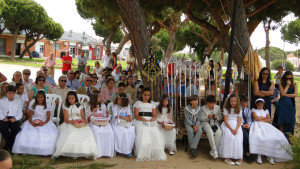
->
[218, 108, 243, 159]
[157, 107, 177, 152]
[52, 104, 98, 160]
[249, 108, 292, 162]
[12, 103, 58, 156]
[87, 103, 115, 158]
[112, 104, 135, 155]
[133, 101, 167, 161]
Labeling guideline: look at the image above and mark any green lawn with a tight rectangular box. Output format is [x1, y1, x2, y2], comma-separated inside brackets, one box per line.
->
[0, 56, 127, 70]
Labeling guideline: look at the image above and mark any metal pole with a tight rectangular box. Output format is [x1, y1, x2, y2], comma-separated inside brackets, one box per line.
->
[184, 60, 187, 106]
[198, 63, 201, 106]
[223, 0, 238, 102]
[248, 46, 251, 110]
[179, 60, 182, 107]
[171, 58, 174, 114]
[166, 58, 170, 97]
[189, 61, 192, 96]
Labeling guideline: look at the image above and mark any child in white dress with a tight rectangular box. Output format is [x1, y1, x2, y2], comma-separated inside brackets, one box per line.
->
[87, 90, 115, 158]
[133, 87, 167, 161]
[112, 93, 135, 156]
[13, 90, 58, 155]
[157, 94, 177, 155]
[52, 91, 98, 159]
[15, 83, 29, 116]
[200, 95, 222, 159]
[218, 94, 243, 165]
[250, 98, 292, 164]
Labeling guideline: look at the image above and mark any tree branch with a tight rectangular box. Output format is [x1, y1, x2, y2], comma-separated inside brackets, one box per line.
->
[246, 0, 276, 18]
[244, 0, 257, 7]
[157, 20, 170, 32]
[185, 0, 220, 39]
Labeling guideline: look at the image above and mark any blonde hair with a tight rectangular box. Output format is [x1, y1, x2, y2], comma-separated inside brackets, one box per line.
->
[224, 94, 241, 114]
[0, 82, 9, 99]
[22, 69, 31, 74]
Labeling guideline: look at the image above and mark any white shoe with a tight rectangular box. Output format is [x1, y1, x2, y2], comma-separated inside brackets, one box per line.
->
[235, 160, 242, 165]
[224, 159, 235, 165]
[169, 151, 174, 155]
[257, 155, 262, 164]
[209, 150, 214, 158]
[267, 157, 275, 165]
[213, 150, 218, 159]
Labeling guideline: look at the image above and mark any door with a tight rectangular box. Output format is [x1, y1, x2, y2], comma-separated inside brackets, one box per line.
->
[0, 38, 5, 55]
[35, 42, 44, 57]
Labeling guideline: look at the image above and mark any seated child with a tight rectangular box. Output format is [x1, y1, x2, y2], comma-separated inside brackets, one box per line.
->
[240, 94, 254, 163]
[14, 83, 29, 116]
[157, 94, 177, 155]
[112, 93, 135, 156]
[87, 90, 114, 158]
[12, 90, 58, 156]
[250, 98, 292, 165]
[184, 95, 202, 158]
[0, 85, 22, 151]
[200, 95, 222, 159]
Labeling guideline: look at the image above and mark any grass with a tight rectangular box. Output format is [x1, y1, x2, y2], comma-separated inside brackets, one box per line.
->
[0, 56, 127, 70]
[12, 154, 117, 169]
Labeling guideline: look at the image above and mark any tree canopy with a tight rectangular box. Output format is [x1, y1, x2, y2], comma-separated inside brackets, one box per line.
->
[258, 46, 285, 62]
[281, 18, 300, 45]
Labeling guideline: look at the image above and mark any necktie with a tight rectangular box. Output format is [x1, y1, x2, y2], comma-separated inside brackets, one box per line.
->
[242, 108, 247, 124]
[87, 87, 90, 97]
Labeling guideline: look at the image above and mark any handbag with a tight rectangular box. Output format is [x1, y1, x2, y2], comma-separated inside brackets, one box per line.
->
[92, 107, 109, 126]
[71, 103, 86, 128]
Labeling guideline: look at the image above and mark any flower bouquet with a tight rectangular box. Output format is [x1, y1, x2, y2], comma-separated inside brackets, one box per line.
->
[33, 119, 43, 125]
[73, 119, 86, 128]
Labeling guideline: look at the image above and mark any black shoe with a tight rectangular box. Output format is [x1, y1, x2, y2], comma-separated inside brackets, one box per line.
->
[244, 155, 254, 163]
[190, 149, 198, 157]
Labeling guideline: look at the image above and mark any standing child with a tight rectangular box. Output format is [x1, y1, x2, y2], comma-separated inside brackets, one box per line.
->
[218, 94, 243, 165]
[240, 94, 254, 163]
[87, 90, 115, 158]
[184, 95, 202, 158]
[12, 90, 58, 155]
[200, 95, 222, 159]
[157, 94, 177, 155]
[52, 91, 98, 159]
[0, 85, 22, 151]
[15, 83, 29, 116]
[112, 93, 135, 156]
[249, 98, 292, 164]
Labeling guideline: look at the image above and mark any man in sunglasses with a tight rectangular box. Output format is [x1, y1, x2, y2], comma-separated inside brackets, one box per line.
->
[41, 66, 56, 87]
[52, 75, 71, 103]
[76, 75, 96, 97]
[66, 69, 80, 90]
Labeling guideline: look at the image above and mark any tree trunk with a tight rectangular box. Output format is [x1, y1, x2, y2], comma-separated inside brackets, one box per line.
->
[229, 0, 251, 97]
[164, 31, 175, 58]
[117, 0, 151, 96]
[11, 26, 20, 61]
[105, 29, 115, 50]
[114, 32, 130, 55]
[263, 20, 271, 70]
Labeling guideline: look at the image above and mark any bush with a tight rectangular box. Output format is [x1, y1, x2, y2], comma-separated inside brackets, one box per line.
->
[271, 59, 295, 71]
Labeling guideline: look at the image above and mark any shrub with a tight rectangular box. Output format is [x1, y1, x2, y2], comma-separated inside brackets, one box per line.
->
[271, 59, 295, 71]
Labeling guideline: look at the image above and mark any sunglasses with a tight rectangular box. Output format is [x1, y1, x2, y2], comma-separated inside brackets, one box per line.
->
[43, 69, 48, 71]
[92, 77, 98, 79]
[60, 80, 67, 82]
[262, 73, 269, 75]
[286, 78, 293, 80]
[86, 80, 92, 82]
[24, 73, 31, 75]
[38, 79, 45, 82]
[69, 73, 75, 75]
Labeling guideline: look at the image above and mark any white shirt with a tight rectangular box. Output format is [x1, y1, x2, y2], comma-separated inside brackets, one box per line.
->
[112, 71, 121, 82]
[102, 54, 111, 68]
[14, 92, 29, 107]
[0, 98, 23, 121]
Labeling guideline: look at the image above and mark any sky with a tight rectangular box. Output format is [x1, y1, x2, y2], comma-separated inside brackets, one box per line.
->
[34, 0, 299, 52]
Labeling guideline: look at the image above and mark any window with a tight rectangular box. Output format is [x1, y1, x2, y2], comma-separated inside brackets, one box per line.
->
[52, 43, 61, 50]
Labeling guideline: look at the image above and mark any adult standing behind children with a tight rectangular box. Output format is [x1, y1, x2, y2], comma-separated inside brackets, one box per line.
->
[126, 51, 135, 70]
[62, 51, 72, 75]
[276, 71, 297, 135]
[274, 66, 284, 89]
[102, 50, 111, 69]
[253, 67, 274, 115]
[44, 52, 56, 78]
[78, 50, 87, 73]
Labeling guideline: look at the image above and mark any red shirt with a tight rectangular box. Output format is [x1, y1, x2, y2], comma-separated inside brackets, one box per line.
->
[62, 55, 72, 71]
